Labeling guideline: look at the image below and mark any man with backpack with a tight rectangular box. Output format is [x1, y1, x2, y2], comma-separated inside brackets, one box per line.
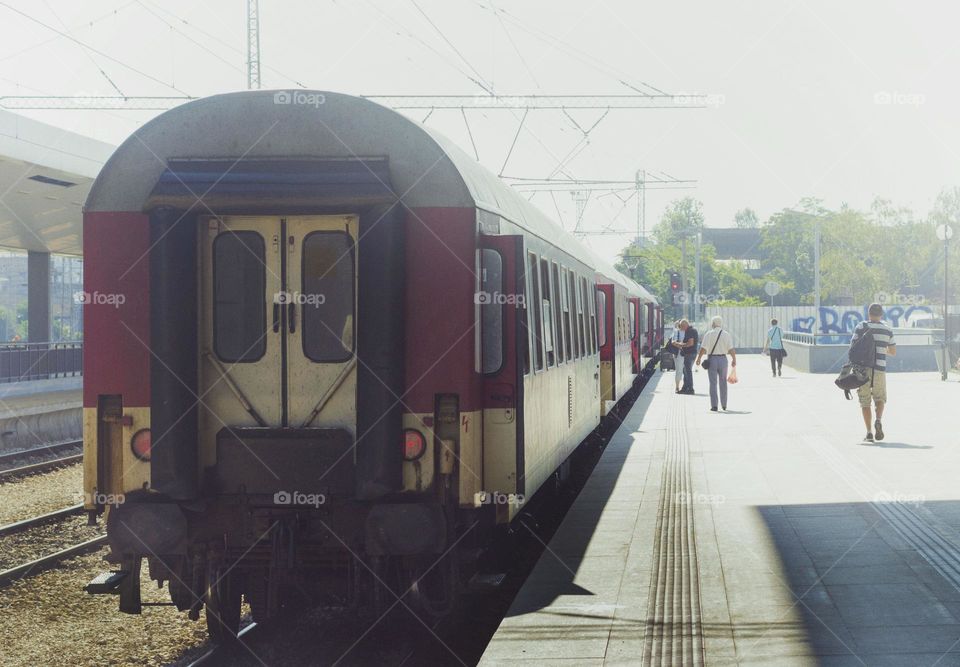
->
[849, 303, 897, 442]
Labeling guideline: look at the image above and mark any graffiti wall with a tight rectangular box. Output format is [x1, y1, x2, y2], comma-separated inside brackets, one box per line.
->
[790, 304, 934, 336]
[702, 305, 938, 350]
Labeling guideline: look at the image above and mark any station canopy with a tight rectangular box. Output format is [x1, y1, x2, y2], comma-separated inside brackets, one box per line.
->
[0, 109, 113, 255]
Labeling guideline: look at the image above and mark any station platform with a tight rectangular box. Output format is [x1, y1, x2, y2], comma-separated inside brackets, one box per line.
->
[480, 355, 960, 666]
[0, 376, 80, 451]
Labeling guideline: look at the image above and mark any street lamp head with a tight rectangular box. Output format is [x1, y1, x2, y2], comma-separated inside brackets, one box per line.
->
[937, 223, 954, 242]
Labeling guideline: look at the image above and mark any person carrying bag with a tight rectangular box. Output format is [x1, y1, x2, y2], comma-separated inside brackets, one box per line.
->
[764, 318, 787, 377]
[695, 316, 737, 411]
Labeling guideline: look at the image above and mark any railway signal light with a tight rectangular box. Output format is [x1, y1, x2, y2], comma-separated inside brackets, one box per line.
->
[669, 272, 683, 305]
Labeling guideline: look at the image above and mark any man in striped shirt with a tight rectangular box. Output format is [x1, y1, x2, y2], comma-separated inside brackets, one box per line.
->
[851, 303, 897, 442]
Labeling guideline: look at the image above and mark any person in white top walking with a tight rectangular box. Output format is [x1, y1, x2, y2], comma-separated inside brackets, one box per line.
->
[695, 316, 737, 411]
[667, 321, 684, 392]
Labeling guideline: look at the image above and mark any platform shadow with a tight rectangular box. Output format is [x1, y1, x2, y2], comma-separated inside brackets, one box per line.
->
[504, 380, 658, 617]
[756, 500, 960, 660]
[854, 441, 932, 449]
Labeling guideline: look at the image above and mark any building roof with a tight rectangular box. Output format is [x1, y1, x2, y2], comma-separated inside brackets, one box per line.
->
[0, 109, 114, 255]
[701, 227, 763, 261]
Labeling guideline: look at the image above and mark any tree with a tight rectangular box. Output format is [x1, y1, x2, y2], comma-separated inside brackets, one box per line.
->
[653, 197, 704, 246]
[760, 206, 819, 302]
[733, 207, 759, 229]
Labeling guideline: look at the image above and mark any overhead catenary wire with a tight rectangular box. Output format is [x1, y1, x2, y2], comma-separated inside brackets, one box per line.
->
[470, 0, 667, 97]
[409, 0, 494, 94]
[136, 0, 307, 87]
[0, 0, 139, 64]
[0, 1, 190, 95]
[40, 0, 126, 97]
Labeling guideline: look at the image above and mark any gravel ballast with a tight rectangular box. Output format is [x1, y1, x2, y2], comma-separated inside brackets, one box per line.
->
[0, 464, 84, 525]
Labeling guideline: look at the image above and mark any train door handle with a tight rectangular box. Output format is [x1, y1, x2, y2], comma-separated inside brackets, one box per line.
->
[273, 303, 280, 333]
[288, 303, 297, 334]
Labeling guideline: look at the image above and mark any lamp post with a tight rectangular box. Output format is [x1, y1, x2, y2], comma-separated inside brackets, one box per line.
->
[936, 223, 953, 380]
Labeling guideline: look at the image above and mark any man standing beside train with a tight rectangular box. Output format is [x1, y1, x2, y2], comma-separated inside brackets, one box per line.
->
[678, 319, 699, 394]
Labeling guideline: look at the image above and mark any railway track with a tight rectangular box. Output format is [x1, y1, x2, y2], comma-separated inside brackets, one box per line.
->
[0, 440, 83, 481]
[0, 504, 85, 538]
[185, 623, 259, 666]
[0, 502, 105, 588]
[0, 535, 107, 587]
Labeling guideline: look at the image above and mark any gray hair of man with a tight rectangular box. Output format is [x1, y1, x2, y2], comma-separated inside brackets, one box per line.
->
[711, 315, 723, 328]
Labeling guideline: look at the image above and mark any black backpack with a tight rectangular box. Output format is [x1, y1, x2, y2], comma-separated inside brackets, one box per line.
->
[836, 323, 877, 400]
[848, 324, 876, 367]
[835, 363, 870, 399]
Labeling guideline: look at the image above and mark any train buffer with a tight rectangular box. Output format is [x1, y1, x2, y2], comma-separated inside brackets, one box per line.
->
[480, 354, 960, 665]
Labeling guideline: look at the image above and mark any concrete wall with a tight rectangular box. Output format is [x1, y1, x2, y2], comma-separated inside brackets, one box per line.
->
[782, 340, 940, 374]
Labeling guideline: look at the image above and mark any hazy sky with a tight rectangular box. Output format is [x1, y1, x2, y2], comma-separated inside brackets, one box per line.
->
[1, 0, 957, 263]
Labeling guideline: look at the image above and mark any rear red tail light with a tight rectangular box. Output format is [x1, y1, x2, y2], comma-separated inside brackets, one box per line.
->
[131, 428, 152, 461]
[403, 429, 426, 461]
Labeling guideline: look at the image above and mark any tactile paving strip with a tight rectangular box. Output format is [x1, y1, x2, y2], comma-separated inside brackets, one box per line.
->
[641, 396, 705, 666]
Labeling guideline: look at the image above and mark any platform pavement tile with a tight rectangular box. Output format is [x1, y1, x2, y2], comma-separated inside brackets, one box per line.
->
[821, 654, 960, 667]
[732, 623, 859, 659]
[828, 583, 957, 627]
[519, 554, 624, 583]
[817, 563, 922, 586]
[848, 624, 960, 655]
[782, 503, 866, 518]
[805, 540, 915, 570]
[701, 630, 738, 659]
[479, 634, 610, 663]
[482, 660, 605, 667]
[788, 514, 876, 535]
[912, 567, 960, 604]
[708, 657, 820, 667]
[599, 638, 647, 665]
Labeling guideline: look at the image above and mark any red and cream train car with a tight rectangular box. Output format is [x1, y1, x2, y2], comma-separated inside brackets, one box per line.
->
[81, 90, 661, 637]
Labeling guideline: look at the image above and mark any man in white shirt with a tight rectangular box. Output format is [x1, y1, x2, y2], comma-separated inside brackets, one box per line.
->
[695, 316, 737, 411]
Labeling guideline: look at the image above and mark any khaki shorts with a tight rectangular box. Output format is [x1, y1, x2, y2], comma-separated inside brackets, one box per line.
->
[857, 369, 887, 407]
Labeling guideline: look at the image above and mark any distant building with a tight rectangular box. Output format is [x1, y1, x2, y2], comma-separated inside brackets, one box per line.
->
[701, 228, 764, 275]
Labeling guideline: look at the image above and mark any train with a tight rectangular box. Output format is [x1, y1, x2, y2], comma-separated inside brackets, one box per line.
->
[81, 90, 663, 639]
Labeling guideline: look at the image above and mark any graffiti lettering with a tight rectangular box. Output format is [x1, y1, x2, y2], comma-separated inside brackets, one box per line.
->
[790, 305, 933, 340]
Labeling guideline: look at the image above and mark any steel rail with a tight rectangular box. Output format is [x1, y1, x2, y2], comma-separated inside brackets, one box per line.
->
[0, 535, 107, 587]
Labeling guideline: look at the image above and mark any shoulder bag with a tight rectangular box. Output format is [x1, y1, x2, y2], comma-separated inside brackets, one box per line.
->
[701, 329, 723, 370]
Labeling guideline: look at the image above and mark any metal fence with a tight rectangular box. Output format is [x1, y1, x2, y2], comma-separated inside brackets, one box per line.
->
[782, 330, 942, 346]
[0, 341, 83, 383]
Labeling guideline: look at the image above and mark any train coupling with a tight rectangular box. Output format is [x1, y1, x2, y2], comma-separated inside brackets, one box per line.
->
[85, 571, 128, 595]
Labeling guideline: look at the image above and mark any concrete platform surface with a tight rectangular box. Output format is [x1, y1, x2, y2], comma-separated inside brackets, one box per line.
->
[479, 355, 960, 666]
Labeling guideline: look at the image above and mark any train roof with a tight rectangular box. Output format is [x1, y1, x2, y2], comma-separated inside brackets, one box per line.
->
[87, 90, 593, 268]
[86, 90, 659, 299]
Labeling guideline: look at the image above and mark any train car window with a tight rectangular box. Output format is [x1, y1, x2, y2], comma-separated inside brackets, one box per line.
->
[574, 275, 584, 358]
[540, 258, 555, 367]
[581, 278, 592, 355]
[480, 249, 503, 375]
[630, 301, 637, 341]
[301, 231, 355, 362]
[213, 231, 266, 363]
[565, 269, 577, 360]
[560, 267, 576, 361]
[527, 253, 544, 371]
[551, 261, 564, 364]
[519, 261, 530, 376]
[596, 289, 607, 348]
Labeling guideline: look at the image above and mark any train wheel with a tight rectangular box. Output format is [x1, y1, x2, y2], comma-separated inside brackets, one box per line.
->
[205, 568, 242, 643]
